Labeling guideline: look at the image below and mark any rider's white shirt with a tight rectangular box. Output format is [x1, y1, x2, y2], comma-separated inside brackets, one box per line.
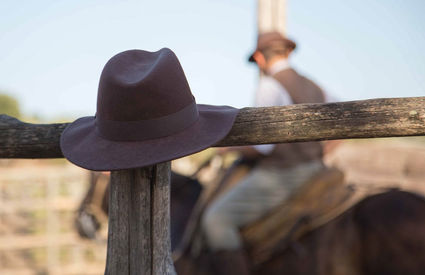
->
[253, 60, 292, 155]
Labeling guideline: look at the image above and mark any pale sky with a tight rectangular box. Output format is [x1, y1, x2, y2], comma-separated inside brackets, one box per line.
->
[1, 0, 424, 120]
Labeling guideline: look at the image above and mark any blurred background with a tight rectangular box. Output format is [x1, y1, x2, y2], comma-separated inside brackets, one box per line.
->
[1, 0, 424, 274]
[1, 0, 425, 121]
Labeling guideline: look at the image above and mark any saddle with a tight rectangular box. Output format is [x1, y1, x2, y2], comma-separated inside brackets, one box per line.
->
[241, 167, 349, 265]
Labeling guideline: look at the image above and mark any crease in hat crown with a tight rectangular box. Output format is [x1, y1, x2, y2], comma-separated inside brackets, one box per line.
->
[94, 48, 199, 141]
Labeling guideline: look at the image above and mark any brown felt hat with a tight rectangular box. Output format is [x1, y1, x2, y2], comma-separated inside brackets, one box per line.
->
[248, 31, 296, 62]
[60, 48, 239, 171]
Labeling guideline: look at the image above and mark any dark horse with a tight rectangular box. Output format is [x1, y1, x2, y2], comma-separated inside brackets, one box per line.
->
[75, 161, 425, 275]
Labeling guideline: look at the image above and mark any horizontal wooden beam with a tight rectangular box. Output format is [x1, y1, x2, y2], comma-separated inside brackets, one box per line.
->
[0, 115, 67, 158]
[1, 97, 424, 159]
[216, 96, 425, 146]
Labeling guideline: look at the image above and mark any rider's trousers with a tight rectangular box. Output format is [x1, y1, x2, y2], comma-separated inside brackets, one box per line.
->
[202, 160, 324, 251]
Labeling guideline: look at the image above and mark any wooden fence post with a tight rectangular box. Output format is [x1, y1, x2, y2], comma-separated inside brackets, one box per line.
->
[258, 0, 287, 35]
[104, 162, 176, 275]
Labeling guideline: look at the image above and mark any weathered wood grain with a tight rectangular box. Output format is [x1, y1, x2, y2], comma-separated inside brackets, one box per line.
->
[104, 162, 175, 275]
[216, 96, 425, 146]
[152, 162, 175, 275]
[0, 115, 66, 158]
[1, 97, 424, 158]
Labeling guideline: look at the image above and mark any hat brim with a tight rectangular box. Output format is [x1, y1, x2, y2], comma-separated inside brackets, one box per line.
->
[248, 52, 256, 63]
[60, 104, 239, 171]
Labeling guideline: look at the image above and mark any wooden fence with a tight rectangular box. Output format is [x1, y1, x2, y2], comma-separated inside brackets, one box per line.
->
[0, 161, 107, 274]
[1, 96, 424, 274]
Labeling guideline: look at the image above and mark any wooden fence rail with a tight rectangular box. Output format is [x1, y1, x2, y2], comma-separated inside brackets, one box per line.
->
[1, 96, 424, 274]
[1, 97, 424, 159]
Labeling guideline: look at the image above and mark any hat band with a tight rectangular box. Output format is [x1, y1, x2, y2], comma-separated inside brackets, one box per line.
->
[95, 102, 199, 141]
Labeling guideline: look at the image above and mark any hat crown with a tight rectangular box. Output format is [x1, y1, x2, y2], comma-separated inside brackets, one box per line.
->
[96, 48, 194, 122]
[256, 31, 296, 51]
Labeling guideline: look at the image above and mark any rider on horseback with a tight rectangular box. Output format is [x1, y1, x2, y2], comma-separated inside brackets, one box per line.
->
[201, 32, 328, 274]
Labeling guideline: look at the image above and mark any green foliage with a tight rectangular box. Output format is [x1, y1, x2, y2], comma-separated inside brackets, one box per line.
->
[0, 93, 21, 118]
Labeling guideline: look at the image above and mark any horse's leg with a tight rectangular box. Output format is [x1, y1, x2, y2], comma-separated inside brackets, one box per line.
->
[75, 172, 102, 239]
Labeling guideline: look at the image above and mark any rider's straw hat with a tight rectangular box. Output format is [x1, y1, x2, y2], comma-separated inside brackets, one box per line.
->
[60, 48, 239, 171]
